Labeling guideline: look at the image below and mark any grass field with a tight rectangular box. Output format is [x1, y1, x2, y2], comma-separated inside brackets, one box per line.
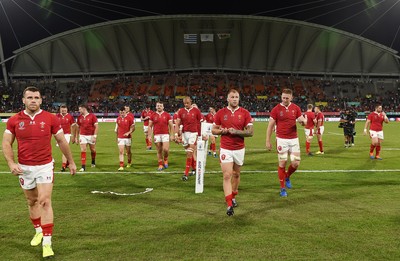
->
[0, 121, 399, 260]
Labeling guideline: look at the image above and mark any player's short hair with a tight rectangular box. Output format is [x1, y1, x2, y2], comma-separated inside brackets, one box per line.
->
[23, 86, 41, 97]
[282, 88, 293, 95]
[156, 101, 164, 105]
[119, 106, 126, 112]
[307, 104, 313, 110]
[228, 88, 239, 95]
[60, 104, 67, 109]
[78, 104, 88, 110]
[183, 96, 192, 102]
[375, 104, 382, 109]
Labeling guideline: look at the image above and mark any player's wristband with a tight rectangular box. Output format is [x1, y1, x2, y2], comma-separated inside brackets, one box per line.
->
[363, 129, 367, 132]
[93, 135, 97, 138]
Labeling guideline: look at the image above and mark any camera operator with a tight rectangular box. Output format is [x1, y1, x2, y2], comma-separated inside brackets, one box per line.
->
[339, 109, 356, 148]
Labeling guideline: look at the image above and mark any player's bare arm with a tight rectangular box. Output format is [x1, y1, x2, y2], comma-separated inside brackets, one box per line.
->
[382, 111, 389, 123]
[125, 124, 135, 137]
[174, 118, 182, 143]
[92, 123, 99, 142]
[74, 125, 80, 144]
[265, 118, 276, 151]
[228, 125, 254, 137]
[70, 123, 77, 144]
[148, 121, 153, 142]
[297, 115, 307, 126]
[212, 124, 228, 135]
[2, 132, 24, 175]
[363, 120, 371, 135]
[168, 120, 175, 141]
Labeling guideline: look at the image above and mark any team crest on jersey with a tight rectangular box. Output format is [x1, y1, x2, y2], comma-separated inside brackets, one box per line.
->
[40, 122, 46, 129]
[223, 115, 228, 121]
[279, 111, 284, 117]
[18, 121, 25, 130]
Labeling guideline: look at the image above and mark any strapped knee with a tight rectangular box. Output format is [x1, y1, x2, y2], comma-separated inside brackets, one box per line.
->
[278, 153, 288, 161]
[290, 154, 301, 161]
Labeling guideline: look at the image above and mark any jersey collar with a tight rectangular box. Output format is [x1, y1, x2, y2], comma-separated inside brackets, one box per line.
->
[279, 102, 292, 109]
[227, 106, 240, 113]
[23, 109, 43, 120]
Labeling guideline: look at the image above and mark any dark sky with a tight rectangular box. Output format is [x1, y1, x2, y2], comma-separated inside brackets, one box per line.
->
[1, 0, 400, 62]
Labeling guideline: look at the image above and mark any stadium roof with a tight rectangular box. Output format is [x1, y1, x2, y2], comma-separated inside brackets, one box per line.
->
[9, 15, 400, 77]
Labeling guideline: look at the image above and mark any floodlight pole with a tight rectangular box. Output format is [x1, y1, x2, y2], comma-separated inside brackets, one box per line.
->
[0, 32, 9, 87]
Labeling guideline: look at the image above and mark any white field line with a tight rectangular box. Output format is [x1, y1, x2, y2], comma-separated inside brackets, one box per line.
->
[1, 169, 398, 175]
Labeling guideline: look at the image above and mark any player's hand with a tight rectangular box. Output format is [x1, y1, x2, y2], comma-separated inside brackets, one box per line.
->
[202, 134, 208, 141]
[228, 128, 237, 135]
[68, 162, 77, 176]
[363, 129, 367, 135]
[9, 163, 23, 176]
[266, 141, 272, 151]
[220, 128, 228, 135]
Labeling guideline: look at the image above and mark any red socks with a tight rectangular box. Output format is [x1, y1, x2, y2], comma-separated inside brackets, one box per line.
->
[287, 165, 297, 178]
[210, 143, 216, 152]
[146, 138, 152, 147]
[41, 223, 54, 237]
[81, 152, 86, 165]
[306, 141, 310, 153]
[232, 191, 238, 199]
[191, 157, 196, 170]
[225, 194, 233, 207]
[31, 217, 41, 229]
[318, 141, 323, 152]
[278, 167, 286, 188]
[370, 144, 376, 154]
[184, 157, 192, 175]
[376, 145, 381, 157]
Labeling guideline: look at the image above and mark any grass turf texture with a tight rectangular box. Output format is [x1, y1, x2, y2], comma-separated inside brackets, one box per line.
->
[0, 121, 399, 260]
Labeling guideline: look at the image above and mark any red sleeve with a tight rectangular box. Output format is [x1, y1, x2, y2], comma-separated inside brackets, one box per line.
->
[244, 110, 253, 126]
[296, 106, 302, 118]
[6, 116, 16, 135]
[270, 107, 277, 121]
[214, 111, 221, 126]
[51, 114, 62, 135]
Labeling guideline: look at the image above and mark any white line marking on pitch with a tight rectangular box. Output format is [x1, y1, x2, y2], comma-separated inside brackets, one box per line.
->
[1, 169, 399, 175]
[91, 188, 153, 196]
